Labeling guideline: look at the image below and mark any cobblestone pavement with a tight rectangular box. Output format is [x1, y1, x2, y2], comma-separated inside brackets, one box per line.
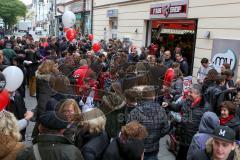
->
[23, 89, 175, 160]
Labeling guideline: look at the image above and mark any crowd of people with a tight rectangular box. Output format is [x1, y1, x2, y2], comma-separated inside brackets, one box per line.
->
[0, 32, 240, 160]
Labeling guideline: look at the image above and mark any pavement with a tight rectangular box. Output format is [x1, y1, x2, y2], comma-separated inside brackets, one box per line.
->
[24, 90, 37, 142]
[23, 88, 175, 160]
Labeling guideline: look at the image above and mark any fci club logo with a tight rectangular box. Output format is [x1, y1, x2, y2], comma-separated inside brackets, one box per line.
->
[212, 49, 237, 73]
[219, 129, 226, 137]
[162, 3, 171, 18]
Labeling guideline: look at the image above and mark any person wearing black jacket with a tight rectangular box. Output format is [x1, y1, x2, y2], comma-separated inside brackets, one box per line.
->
[163, 84, 209, 160]
[11, 56, 27, 97]
[79, 108, 109, 160]
[17, 111, 84, 160]
[202, 69, 218, 93]
[24, 44, 41, 97]
[32, 60, 59, 138]
[45, 74, 78, 112]
[6, 90, 27, 140]
[175, 52, 189, 76]
[204, 75, 236, 114]
[102, 137, 144, 160]
[102, 121, 147, 160]
[163, 50, 174, 68]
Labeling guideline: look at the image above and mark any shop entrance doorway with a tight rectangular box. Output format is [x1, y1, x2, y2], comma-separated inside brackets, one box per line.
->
[151, 19, 197, 75]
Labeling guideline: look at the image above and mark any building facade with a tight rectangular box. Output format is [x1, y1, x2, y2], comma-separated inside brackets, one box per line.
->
[93, 0, 240, 80]
[32, 0, 53, 33]
[56, 0, 92, 36]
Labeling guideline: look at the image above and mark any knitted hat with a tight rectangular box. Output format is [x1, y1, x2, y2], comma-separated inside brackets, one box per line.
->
[39, 111, 68, 130]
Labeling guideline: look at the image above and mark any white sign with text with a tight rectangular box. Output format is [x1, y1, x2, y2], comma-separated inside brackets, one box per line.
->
[212, 49, 236, 73]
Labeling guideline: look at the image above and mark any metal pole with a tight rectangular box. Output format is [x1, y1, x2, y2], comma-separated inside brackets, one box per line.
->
[54, 0, 57, 36]
[82, 0, 86, 34]
[91, 0, 93, 34]
[39, 3, 40, 22]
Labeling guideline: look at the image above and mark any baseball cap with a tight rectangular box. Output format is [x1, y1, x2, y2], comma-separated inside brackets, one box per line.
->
[213, 126, 236, 143]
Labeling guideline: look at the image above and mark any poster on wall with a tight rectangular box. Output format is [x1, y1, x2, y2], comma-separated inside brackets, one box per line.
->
[211, 39, 239, 76]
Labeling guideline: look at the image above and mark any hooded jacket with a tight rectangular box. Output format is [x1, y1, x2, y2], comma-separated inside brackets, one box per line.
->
[187, 112, 219, 160]
[190, 138, 240, 160]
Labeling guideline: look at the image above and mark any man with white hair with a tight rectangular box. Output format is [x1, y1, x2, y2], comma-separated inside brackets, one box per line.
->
[163, 84, 210, 160]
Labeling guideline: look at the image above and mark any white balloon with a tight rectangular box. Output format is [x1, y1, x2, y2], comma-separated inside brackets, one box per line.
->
[2, 66, 24, 92]
[62, 11, 76, 28]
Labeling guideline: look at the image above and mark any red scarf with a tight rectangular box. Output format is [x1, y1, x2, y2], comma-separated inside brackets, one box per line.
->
[191, 97, 202, 107]
[220, 115, 234, 125]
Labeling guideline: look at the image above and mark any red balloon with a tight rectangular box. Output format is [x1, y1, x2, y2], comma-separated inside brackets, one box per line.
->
[88, 34, 93, 41]
[66, 28, 77, 41]
[64, 27, 69, 32]
[92, 42, 101, 53]
[168, 34, 175, 41]
[0, 89, 9, 111]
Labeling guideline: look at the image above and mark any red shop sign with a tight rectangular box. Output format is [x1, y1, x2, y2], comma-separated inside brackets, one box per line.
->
[150, 0, 188, 19]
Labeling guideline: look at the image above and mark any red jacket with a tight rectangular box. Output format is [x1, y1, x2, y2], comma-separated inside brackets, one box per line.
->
[163, 68, 174, 87]
[73, 66, 97, 96]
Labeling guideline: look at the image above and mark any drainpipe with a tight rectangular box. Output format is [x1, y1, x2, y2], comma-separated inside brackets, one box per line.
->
[82, 0, 86, 34]
[91, 0, 93, 34]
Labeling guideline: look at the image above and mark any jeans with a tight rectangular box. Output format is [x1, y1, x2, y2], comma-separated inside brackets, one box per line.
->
[144, 152, 158, 160]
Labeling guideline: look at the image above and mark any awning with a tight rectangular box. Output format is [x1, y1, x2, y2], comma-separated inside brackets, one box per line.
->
[152, 20, 196, 30]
